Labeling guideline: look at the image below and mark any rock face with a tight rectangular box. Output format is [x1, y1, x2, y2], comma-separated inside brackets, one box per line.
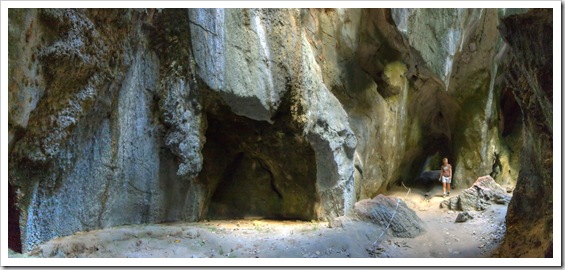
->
[189, 9, 294, 123]
[8, 8, 358, 251]
[191, 8, 357, 220]
[339, 8, 523, 192]
[7, 8, 550, 255]
[331, 195, 426, 238]
[9, 9, 206, 250]
[441, 176, 511, 211]
[496, 9, 553, 258]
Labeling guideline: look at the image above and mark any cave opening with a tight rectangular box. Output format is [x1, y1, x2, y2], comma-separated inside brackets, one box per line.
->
[400, 86, 460, 190]
[403, 132, 454, 190]
[198, 100, 319, 221]
[500, 85, 522, 137]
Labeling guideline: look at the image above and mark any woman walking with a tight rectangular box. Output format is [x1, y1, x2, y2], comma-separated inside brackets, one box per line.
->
[439, 157, 452, 197]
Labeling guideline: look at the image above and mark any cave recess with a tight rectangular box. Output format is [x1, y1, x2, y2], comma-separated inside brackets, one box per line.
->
[199, 97, 319, 221]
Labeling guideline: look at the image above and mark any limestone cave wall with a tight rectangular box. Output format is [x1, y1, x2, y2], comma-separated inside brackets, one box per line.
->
[7, 8, 551, 256]
[496, 8, 553, 258]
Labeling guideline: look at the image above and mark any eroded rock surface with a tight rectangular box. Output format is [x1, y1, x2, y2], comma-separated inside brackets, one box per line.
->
[331, 194, 426, 238]
[496, 8, 553, 258]
[7, 8, 551, 257]
[440, 176, 511, 212]
[455, 212, 474, 223]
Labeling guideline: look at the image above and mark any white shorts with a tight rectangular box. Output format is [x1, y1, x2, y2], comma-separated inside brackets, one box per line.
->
[442, 176, 451, 184]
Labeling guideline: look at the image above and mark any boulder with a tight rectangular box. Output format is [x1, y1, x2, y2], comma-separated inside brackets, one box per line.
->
[443, 175, 511, 211]
[493, 193, 511, 205]
[333, 194, 426, 238]
[458, 187, 482, 211]
[440, 196, 459, 210]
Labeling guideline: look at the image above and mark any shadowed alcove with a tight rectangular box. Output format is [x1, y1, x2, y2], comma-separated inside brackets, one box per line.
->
[198, 99, 319, 221]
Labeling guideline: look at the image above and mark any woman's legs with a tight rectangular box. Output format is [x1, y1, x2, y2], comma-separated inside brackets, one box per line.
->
[443, 182, 446, 195]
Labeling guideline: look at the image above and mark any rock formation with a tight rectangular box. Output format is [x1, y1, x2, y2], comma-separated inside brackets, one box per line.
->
[496, 8, 553, 258]
[7, 8, 552, 257]
[440, 175, 511, 211]
[331, 194, 426, 238]
[455, 212, 474, 223]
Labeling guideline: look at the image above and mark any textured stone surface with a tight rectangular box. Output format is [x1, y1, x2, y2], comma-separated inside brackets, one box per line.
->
[440, 196, 459, 211]
[496, 8, 553, 258]
[11, 9, 106, 164]
[392, 9, 485, 88]
[311, 9, 422, 198]
[8, 8, 547, 255]
[447, 8, 521, 188]
[386, 8, 523, 189]
[442, 176, 511, 212]
[8, 9, 45, 154]
[187, 8, 359, 220]
[189, 8, 297, 123]
[296, 31, 357, 218]
[9, 9, 207, 252]
[455, 212, 474, 223]
[347, 195, 426, 238]
[152, 9, 204, 178]
[342, 8, 510, 193]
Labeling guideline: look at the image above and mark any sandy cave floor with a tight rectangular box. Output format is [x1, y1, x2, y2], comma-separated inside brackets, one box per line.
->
[15, 184, 510, 259]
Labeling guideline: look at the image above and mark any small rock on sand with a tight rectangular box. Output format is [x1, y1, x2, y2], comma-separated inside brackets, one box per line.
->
[455, 212, 474, 223]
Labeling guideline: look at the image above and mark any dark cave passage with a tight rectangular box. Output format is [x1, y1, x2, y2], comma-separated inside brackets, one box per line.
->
[400, 132, 454, 191]
[198, 102, 319, 221]
[393, 86, 459, 190]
